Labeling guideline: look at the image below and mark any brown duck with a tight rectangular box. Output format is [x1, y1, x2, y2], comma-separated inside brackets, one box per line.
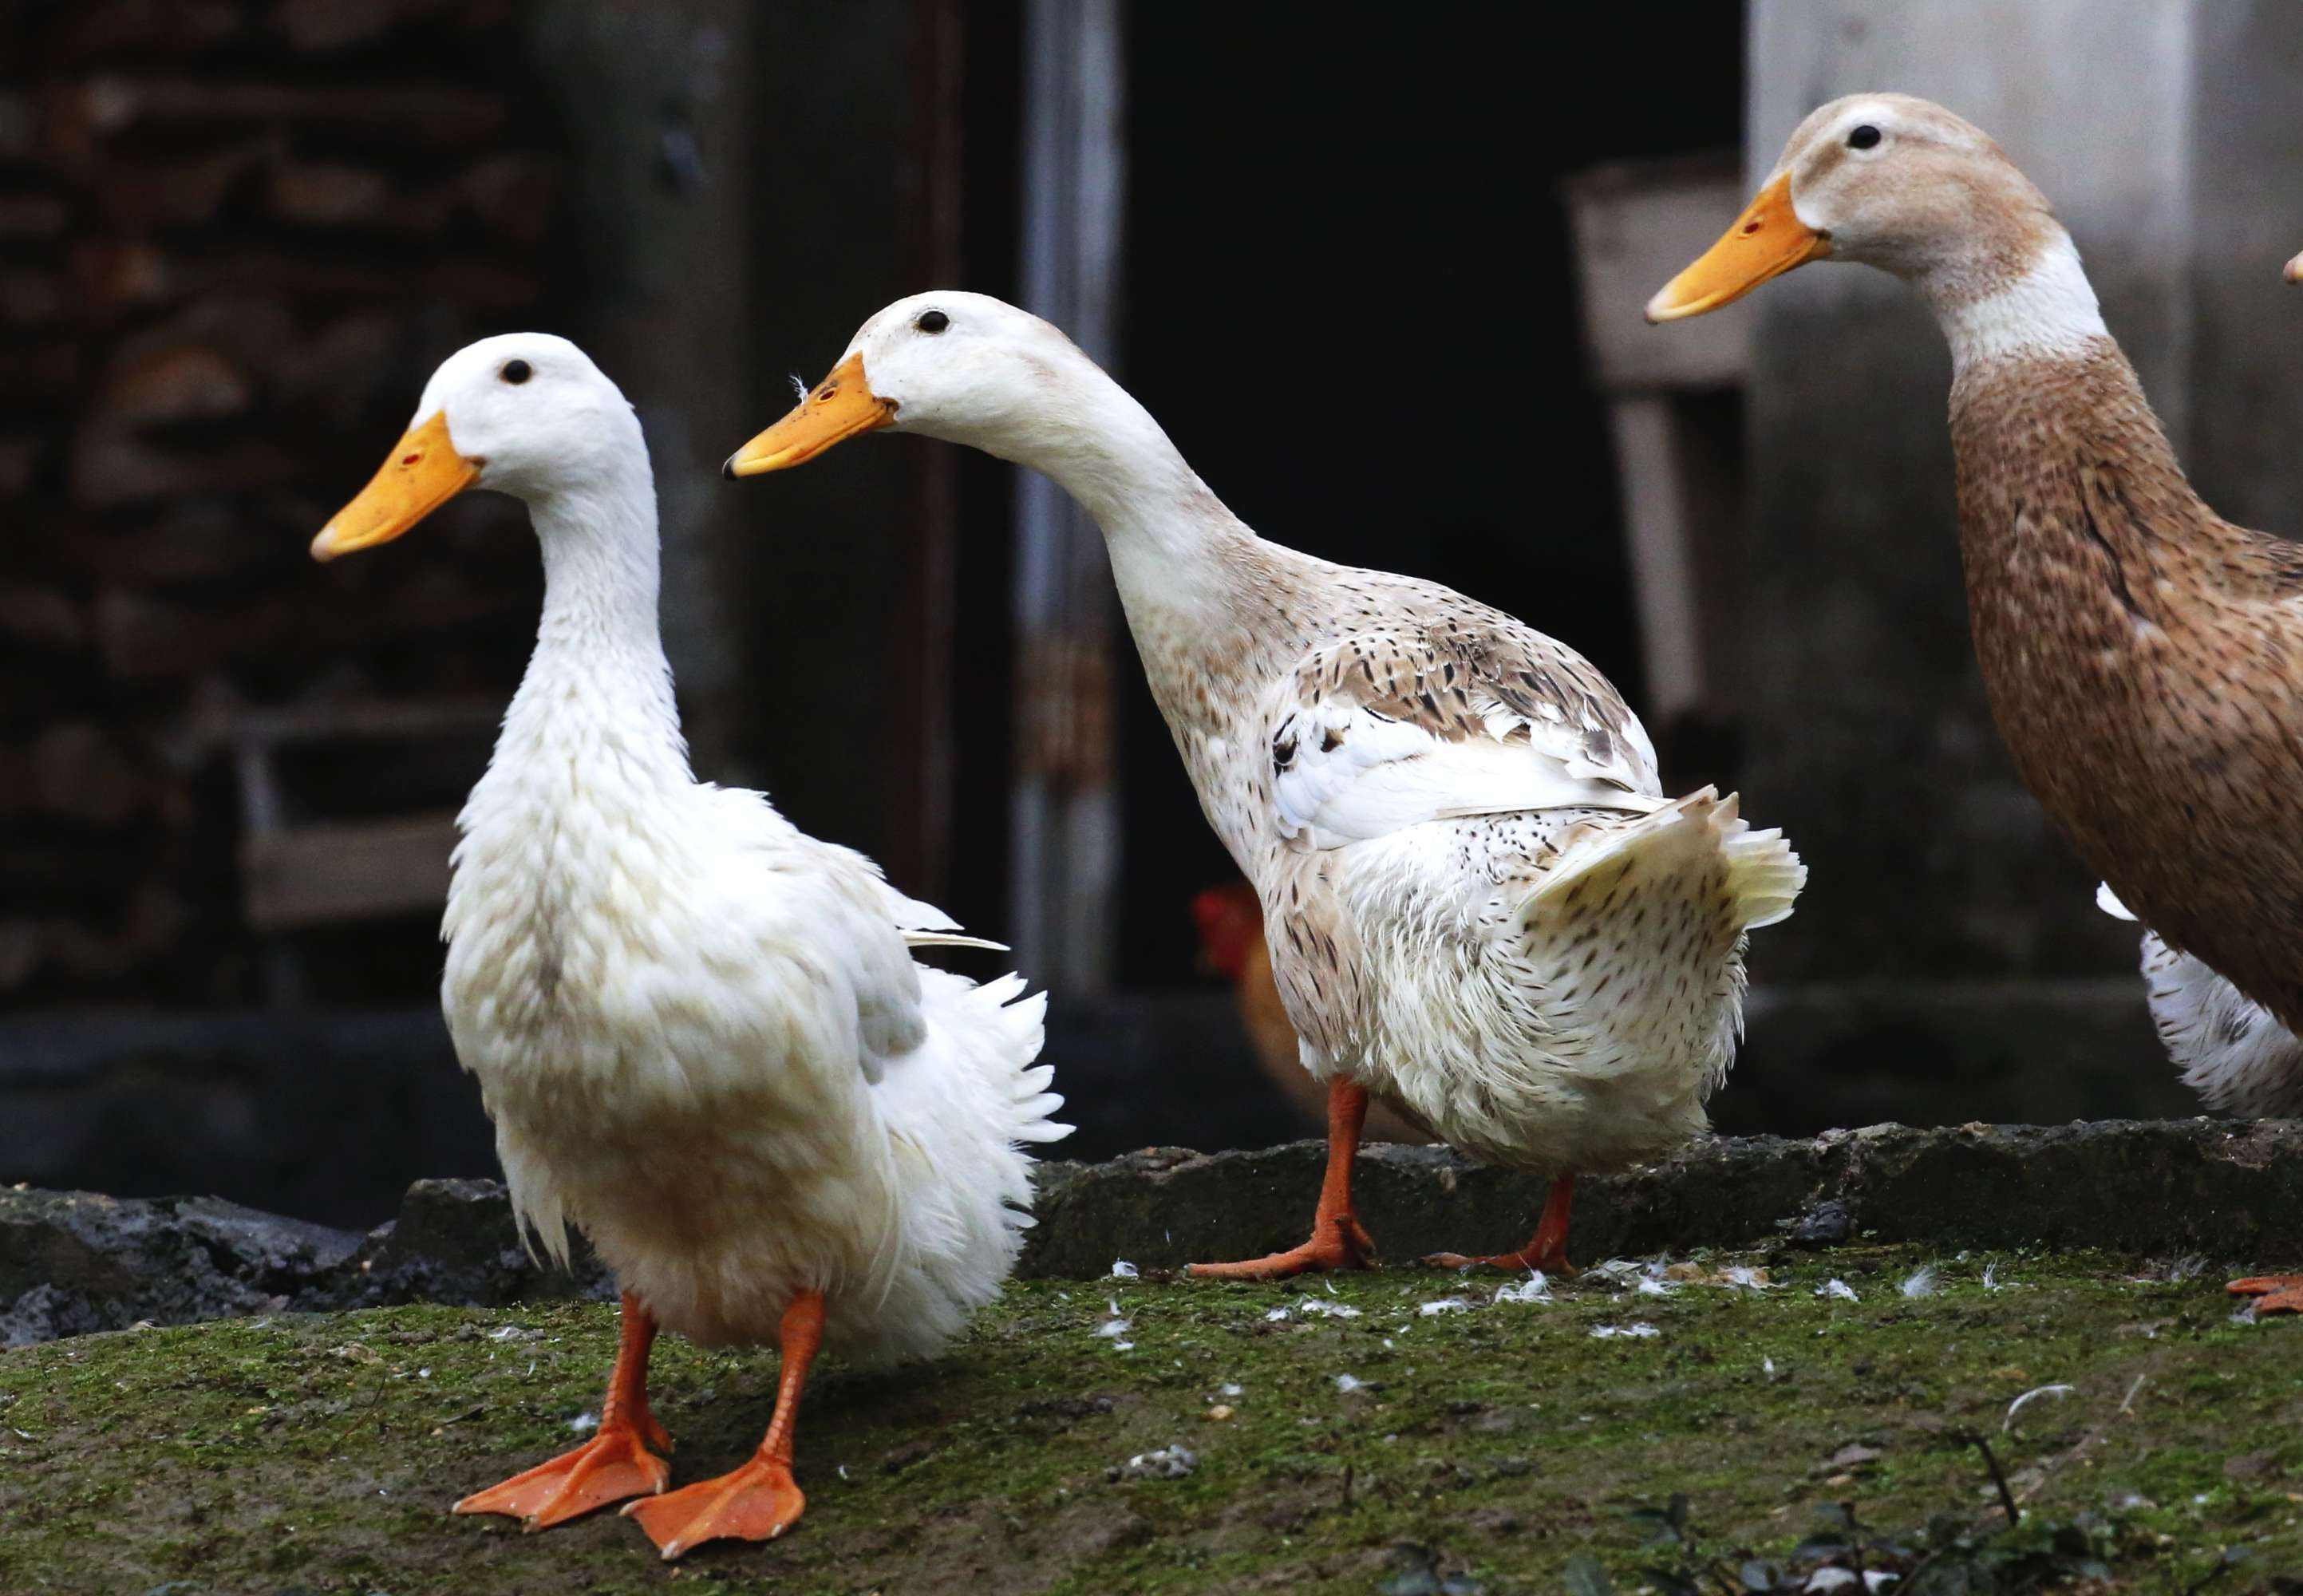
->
[1649, 93, 2303, 1312]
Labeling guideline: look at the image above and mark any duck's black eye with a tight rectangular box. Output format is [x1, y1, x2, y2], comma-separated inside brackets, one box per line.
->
[501, 359, 533, 385]
[915, 310, 950, 334]
[1848, 124, 1882, 150]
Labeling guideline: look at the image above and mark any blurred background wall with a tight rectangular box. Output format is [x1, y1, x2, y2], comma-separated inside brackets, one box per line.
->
[0, 0, 2289, 1227]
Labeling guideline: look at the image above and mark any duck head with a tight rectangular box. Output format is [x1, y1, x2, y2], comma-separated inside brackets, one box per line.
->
[311, 332, 641, 560]
[1646, 93, 2061, 322]
[724, 291, 1099, 477]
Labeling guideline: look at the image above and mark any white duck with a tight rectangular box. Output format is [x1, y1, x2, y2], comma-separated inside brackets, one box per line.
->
[725, 295, 1803, 1280]
[309, 334, 1065, 1558]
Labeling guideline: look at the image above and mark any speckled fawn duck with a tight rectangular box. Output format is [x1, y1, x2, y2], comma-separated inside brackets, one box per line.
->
[1652, 93, 2303, 1311]
[724, 293, 1804, 1281]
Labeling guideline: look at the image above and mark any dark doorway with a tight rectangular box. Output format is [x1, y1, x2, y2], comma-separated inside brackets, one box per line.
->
[1116, 8, 1748, 986]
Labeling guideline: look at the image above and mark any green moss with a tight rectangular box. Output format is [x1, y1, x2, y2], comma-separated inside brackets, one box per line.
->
[0, 1247, 2293, 1593]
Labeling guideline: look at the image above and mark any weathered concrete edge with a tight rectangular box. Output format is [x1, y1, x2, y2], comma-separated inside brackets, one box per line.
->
[5, 1118, 2297, 1345]
[1021, 1117, 2303, 1277]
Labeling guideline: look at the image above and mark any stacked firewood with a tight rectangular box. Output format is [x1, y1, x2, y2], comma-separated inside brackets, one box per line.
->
[0, 0, 567, 1002]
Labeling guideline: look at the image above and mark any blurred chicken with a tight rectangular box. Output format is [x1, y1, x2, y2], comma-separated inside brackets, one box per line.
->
[1192, 883, 1431, 1145]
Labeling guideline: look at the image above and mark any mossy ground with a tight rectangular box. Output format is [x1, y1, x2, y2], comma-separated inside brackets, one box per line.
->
[2, 1246, 2299, 1594]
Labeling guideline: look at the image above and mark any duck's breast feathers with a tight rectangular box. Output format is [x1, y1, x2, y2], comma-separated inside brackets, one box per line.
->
[1266, 609, 1661, 851]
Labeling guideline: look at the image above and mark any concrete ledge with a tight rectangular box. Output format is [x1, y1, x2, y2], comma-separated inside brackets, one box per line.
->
[5, 1118, 2297, 1345]
[1024, 1117, 2301, 1274]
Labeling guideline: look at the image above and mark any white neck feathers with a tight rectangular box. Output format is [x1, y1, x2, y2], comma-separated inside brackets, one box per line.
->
[1936, 231, 2111, 374]
[496, 452, 689, 792]
[987, 354, 1258, 618]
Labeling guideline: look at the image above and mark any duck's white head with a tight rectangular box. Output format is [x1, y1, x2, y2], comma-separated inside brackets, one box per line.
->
[1646, 93, 2061, 322]
[310, 332, 642, 562]
[723, 291, 1097, 477]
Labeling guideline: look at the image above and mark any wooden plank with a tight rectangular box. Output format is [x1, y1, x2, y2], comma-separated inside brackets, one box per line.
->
[1562, 158, 1752, 393]
[1608, 395, 1707, 722]
[223, 697, 501, 748]
[240, 812, 459, 932]
[1009, 0, 1126, 994]
[885, 0, 967, 903]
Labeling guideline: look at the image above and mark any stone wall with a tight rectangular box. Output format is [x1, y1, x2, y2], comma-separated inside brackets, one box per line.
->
[0, 0, 567, 1005]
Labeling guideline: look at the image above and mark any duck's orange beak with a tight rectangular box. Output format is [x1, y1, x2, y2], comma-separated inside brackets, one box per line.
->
[1645, 173, 1831, 323]
[310, 411, 480, 561]
[723, 353, 893, 478]
[2285, 250, 2303, 286]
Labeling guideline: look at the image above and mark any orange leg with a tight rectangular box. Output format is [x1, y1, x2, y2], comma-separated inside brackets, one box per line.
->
[454, 1290, 672, 1530]
[1189, 1080, 1378, 1280]
[2229, 1275, 2303, 1314]
[1424, 1175, 1578, 1274]
[625, 1289, 822, 1560]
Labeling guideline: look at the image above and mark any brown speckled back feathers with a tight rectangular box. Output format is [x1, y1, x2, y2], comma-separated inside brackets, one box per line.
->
[1951, 340, 2303, 1031]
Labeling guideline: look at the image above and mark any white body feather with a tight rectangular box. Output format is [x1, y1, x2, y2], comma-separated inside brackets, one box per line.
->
[1284, 788, 1802, 1171]
[429, 335, 1064, 1365]
[2098, 883, 2303, 1118]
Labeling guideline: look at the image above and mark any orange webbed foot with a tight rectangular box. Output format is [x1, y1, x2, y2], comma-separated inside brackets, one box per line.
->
[453, 1417, 673, 1530]
[622, 1453, 807, 1559]
[2230, 1275, 2303, 1314]
[1423, 1175, 1578, 1278]
[1421, 1245, 1575, 1275]
[1188, 1212, 1377, 1281]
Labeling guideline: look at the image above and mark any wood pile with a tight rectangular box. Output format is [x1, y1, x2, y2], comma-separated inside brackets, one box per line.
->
[0, 0, 567, 1003]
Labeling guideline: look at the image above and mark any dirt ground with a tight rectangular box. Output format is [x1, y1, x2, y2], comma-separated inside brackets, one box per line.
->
[2, 1244, 2299, 1594]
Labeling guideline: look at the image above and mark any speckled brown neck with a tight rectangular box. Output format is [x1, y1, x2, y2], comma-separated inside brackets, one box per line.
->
[1952, 346, 2277, 626]
[1946, 342, 2303, 1031]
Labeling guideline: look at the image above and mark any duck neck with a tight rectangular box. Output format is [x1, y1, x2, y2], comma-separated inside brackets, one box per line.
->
[500, 455, 690, 794]
[1937, 227, 2240, 640]
[996, 359, 1261, 625]
[1928, 227, 2111, 381]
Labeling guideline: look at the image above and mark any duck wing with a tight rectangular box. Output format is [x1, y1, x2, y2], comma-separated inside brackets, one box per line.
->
[1266, 607, 1663, 851]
